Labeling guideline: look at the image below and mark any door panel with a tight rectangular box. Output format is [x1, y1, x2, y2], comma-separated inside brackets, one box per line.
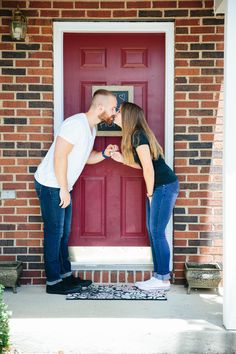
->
[64, 33, 165, 246]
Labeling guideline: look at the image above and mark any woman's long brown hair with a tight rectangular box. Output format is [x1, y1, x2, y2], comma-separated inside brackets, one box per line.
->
[121, 102, 164, 165]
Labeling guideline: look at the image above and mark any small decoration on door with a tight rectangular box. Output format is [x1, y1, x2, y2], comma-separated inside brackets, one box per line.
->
[92, 85, 134, 136]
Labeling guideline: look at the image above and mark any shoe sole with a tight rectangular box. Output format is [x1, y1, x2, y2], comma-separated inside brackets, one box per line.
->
[136, 286, 171, 291]
[46, 286, 82, 295]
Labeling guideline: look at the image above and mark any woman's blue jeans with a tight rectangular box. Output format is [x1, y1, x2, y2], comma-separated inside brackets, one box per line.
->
[34, 179, 72, 285]
[146, 179, 179, 280]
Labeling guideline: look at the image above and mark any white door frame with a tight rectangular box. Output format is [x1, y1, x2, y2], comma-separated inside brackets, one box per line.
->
[53, 21, 175, 269]
[223, 0, 236, 330]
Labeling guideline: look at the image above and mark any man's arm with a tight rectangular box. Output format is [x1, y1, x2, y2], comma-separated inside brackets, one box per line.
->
[86, 150, 105, 164]
[54, 136, 73, 208]
[86, 144, 118, 164]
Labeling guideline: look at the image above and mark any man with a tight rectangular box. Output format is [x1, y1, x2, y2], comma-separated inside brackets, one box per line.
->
[34, 89, 118, 294]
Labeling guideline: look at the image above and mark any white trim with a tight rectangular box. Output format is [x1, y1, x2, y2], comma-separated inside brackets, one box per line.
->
[53, 21, 175, 268]
[69, 246, 153, 270]
[223, 0, 236, 330]
[214, 0, 226, 14]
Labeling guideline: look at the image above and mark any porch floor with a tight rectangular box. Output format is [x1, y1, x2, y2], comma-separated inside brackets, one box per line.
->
[3, 284, 236, 354]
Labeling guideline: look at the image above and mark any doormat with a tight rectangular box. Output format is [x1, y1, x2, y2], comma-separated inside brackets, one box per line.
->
[66, 284, 167, 301]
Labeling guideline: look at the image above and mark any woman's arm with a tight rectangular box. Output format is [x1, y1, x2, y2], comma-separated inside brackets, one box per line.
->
[135, 145, 155, 197]
[111, 152, 141, 170]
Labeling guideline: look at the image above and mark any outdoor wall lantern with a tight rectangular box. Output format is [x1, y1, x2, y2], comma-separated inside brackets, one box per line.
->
[10, 8, 27, 40]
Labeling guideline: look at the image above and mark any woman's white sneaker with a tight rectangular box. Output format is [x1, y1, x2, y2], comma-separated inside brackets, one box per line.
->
[135, 277, 157, 288]
[136, 278, 170, 291]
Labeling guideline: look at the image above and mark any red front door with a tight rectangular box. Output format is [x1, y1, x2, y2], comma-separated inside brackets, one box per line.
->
[64, 33, 165, 247]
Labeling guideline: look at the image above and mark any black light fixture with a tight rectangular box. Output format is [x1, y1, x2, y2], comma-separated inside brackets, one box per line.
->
[10, 7, 27, 40]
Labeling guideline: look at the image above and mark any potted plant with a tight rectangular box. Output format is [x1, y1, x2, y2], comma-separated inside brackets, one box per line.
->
[0, 285, 10, 352]
[185, 262, 222, 294]
[0, 261, 23, 293]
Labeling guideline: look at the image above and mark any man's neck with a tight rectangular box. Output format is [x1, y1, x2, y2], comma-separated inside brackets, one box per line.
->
[85, 109, 99, 129]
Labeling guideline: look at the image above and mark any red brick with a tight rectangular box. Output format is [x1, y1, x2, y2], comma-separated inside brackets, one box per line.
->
[29, 52, 52, 59]
[202, 35, 224, 42]
[179, 1, 203, 8]
[174, 262, 185, 270]
[4, 216, 27, 222]
[135, 271, 142, 282]
[144, 271, 152, 280]
[17, 126, 41, 133]
[102, 271, 109, 283]
[174, 255, 187, 262]
[176, 199, 198, 206]
[0, 256, 16, 261]
[190, 77, 213, 83]
[101, 2, 124, 9]
[0, 109, 14, 116]
[0, 77, 13, 83]
[29, 1, 51, 8]
[16, 60, 40, 67]
[4, 166, 27, 173]
[153, 1, 177, 7]
[205, 1, 214, 8]
[3, 101, 27, 108]
[175, 231, 198, 239]
[189, 224, 213, 231]
[174, 239, 187, 246]
[17, 224, 41, 231]
[33, 279, 45, 285]
[27, 68, 52, 75]
[191, 26, 215, 34]
[0, 175, 13, 181]
[200, 247, 222, 255]
[61, 10, 86, 17]
[16, 239, 41, 246]
[176, 35, 199, 42]
[175, 60, 189, 67]
[0, 42, 14, 49]
[94, 271, 101, 282]
[188, 255, 213, 262]
[16, 109, 41, 116]
[42, 60, 53, 68]
[189, 93, 213, 99]
[29, 232, 43, 238]
[27, 27, 40, 35]
[113, 10, 137, 17]
[16, 77, 40, 83]
[175, 101, 199, 108]
[40, 10, 59, 17]
[110, 271, 117, 283]
[53, 2, 73, 8]
[127, 1, 151, 8]
[75, 1, 99, 8]
[175, 18, 200, 26]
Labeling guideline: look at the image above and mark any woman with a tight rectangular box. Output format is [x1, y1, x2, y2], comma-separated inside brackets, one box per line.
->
[112, 102, 179, 291]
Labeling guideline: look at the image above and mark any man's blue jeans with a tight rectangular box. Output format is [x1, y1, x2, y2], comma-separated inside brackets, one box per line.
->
[34, 179, 72, 285]
[146, 179, 179, 280]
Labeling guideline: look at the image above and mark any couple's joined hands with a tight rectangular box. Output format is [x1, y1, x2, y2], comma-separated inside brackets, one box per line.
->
[104, 144, 124, 163]
[104, 144, 119, 157]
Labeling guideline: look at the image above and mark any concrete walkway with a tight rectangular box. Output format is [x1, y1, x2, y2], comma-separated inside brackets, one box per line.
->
[3, 284, 236, 354]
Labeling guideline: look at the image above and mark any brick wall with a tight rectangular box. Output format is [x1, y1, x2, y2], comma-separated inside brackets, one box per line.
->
[0, 0, 224, 284]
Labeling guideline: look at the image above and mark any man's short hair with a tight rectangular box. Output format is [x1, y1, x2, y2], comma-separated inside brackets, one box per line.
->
[91, 89, 116, 106]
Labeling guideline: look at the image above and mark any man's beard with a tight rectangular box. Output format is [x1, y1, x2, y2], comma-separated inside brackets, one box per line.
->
[98, 111, 116, 125]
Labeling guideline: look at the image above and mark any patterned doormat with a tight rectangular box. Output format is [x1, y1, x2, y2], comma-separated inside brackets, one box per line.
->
[66, 284, 167, 301]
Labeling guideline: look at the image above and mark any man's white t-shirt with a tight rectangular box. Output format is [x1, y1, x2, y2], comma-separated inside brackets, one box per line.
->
[35, 113, 96, 191]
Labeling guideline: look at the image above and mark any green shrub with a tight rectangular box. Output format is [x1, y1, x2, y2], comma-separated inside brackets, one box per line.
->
[0, 284, 10, 353]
